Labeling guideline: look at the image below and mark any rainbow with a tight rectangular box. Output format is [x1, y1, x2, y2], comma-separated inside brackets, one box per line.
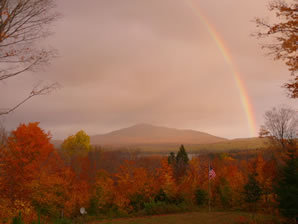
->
[185, 0, 257, 137]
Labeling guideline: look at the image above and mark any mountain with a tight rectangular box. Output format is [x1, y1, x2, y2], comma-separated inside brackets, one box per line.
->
[90, 124, 227, 146]
[51, 124, 269, 153]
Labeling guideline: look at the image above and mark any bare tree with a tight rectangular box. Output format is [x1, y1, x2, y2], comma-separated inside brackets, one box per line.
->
[259, 106, 298, 149]
[0, 0, 60, 116]
[254, 0, 297, 98]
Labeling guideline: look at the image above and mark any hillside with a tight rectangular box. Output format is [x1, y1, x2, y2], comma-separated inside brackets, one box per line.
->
[90, 124, 227, 146]
[52, 124, 269, 153]
[113, 137, 268, 153]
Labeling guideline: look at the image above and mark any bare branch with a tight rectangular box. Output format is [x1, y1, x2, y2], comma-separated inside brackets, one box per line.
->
[259, 106, 298, 149]
[0, 57, 40, 80]
[253, 0, 298, 98]
[0, 0, 60, 115]
[0, 82, 60, 116]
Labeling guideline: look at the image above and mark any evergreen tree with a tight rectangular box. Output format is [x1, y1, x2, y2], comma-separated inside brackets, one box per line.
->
[275, 150, 298, 223]
[217, 177, 232, 209]
[168, 152, 176, 165]
[176, 145, 189, 164]
[243, 174, 262, 213]
[195, 188, 208, 206]
[174, 145, 189, 181]
[11, 212, 24, 224]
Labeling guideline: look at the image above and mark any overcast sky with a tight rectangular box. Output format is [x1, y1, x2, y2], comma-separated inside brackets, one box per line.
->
[0, 0, 296, 140]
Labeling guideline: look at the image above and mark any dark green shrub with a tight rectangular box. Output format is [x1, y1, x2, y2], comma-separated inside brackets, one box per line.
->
[154, 189, 170, 203]
[11, 212, 24, 224]
[275, 150, 298, 223]
[217, 178, 232, 208]
[166, 193, 185, 205]
[142, 200, 189, 215]
[130, 193, 147, 212]
[88, 197, 99, 216]
[195, 188, 208, 206]
[243, 174, 262, 212]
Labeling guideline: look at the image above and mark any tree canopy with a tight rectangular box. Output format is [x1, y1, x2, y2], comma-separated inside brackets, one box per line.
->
[61, 130, 92, 156]
[254, 0, 297, 98]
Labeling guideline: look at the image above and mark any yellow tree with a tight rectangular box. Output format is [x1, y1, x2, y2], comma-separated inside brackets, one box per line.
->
[61, 130, 92, 176]
[61, 130, 91, 156]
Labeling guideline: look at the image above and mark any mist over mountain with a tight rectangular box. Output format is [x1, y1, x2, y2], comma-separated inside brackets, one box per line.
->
[90, 124, 227, 146]
[52, 124, 269, 153]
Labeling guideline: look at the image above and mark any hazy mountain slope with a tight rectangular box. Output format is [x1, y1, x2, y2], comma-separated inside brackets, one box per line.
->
[187, 137, 268, 153]
[122, 138, 267, 153]
[90, 124, 227, 145]
[52, 124, 268, 153]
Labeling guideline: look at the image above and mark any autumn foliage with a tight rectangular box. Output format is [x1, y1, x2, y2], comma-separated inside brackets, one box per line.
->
[0, 122, 292, 223]
[0, 123, 89, 222]
[254, 0, 298, 98]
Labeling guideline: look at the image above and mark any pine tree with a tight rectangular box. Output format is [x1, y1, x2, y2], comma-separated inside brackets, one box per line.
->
[11, 212, 24, 224]
[174, 145, 189, 181]
[275, 150, 298, 223]
[176, 145, 189, 164]
[243, 174, 262, 214]
[168, 152, 176, 165]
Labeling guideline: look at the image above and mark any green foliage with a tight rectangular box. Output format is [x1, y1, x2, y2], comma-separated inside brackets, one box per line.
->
[87, 197, 98, 216]
[169, 145, 190, 181]
[170, 194, 185, 205]
[52, 218, 72, 224]
[11, 212, 24, 224]
[176, 145, 189, 164]
[142, 200, 189, 216]
[243, 174, 262, 211]
[155, 189, 170, 203]
[31, 211, 43, 224]
[168, 152, 176, 165]
[130, 193, 147, 212]
[87, 196, 127, 219]
[275, 151, 298, 221]
[195, 188, 208, 206]
[61, 130, 91, 156]
[217, 178, 232, 208]
[154, 189, 184, 206]
[31, 200, 62, 221]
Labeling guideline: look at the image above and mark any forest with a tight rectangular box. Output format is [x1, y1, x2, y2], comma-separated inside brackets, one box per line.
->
[0, 119, 297, 224]
[0, 0, 297, 223]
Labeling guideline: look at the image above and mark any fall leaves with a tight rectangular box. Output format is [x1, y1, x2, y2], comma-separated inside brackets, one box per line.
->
[0, 123, 90, 222]
[0, 122, 281, 222]
[254, 0, 298, 98]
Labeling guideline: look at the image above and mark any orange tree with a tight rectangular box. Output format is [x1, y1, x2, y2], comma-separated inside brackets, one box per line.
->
[113, 160, 159, 212]
[0, 122, 61, 221]
[0, 122, 91, 221]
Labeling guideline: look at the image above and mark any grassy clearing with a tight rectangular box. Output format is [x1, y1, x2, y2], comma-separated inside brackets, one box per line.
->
[89, 211, 276, 224]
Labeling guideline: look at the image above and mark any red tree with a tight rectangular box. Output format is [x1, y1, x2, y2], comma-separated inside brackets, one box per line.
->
[0, 122, 60, 221]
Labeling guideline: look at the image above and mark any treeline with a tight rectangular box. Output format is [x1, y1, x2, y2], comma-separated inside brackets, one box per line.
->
[0, 123, 297, 223]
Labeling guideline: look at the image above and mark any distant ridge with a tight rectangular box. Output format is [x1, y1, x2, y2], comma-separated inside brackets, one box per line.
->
[51, 124, 269, 153]
[90, 123, 227, 146]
